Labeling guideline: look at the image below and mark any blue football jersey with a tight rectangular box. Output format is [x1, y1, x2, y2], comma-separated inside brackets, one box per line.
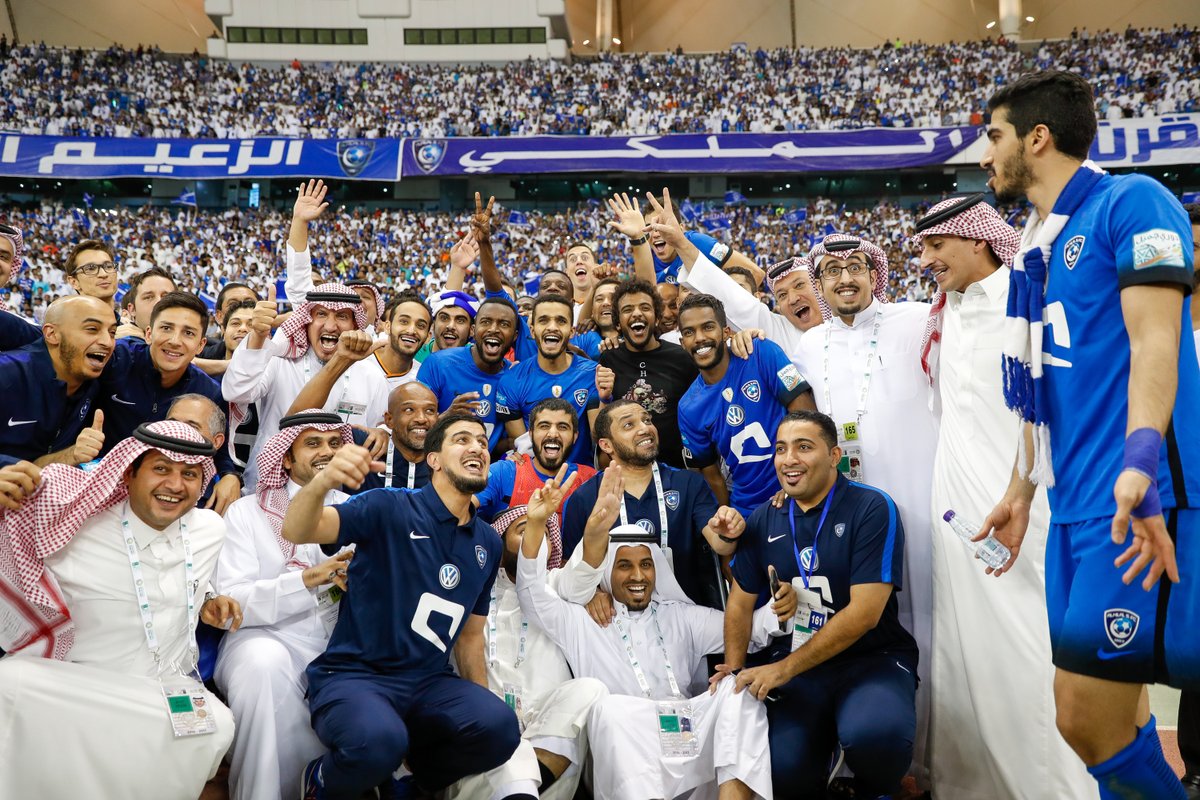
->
[678, 340, 809, 516]
[495, 355, 597, 465]
[418, 345, 510, 451]
[1040, 172, 1199, 521]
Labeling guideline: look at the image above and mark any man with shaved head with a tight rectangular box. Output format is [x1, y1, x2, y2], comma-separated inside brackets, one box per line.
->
[350, 382, 440, 492]
[0, 296, 115, 466]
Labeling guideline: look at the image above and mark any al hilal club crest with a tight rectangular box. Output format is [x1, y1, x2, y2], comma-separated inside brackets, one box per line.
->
[741, 380, 761, 403]
[664, 490, 680, 511]
[1104, 608, 1139, 649]
[1064, 235, 1086, 270]
[574, 388, 589, 406]
[337, 140, 375, 177]
[476, 545, 488, 569]
[413, 139, 447, 174]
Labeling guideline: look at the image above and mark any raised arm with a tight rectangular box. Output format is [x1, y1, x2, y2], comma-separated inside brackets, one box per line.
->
[283, 444, 382, 545]
[470, 193, 503, 295]
[285, 179, 330, 306]
[445, 233, 479, 293]
[284, 330, 384, 416]
[607, 192, 656, 285]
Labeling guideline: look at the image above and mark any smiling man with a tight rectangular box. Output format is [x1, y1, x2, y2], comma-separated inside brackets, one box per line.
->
[223, 283, 389, 491]
[372, 291, 431, 389]
[283, 414, 519, 800]
[119, 267, 176, 340]
[65, 239, 120, 305]
[497, 294, 598, 467]
[350, 382, 440, 493]
[594, 280, 698, 469]
[418, 297, 519, 455]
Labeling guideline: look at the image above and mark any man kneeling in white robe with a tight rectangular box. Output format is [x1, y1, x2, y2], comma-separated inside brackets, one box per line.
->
[445, 504, 609, 800]
[0, 421, 242, 800]
[213, 410, 357, 800]
[516, 465, 792, 800]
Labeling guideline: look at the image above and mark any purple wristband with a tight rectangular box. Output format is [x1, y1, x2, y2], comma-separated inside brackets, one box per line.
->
[1122, 428, 1162, 482]
[1133, 481, 1163, 519]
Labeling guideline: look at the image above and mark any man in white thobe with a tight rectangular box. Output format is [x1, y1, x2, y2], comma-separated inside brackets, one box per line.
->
[0, 421, 241, 800]
[445, 505, 608, 800]
[517, 466, 790, 800]
[223, 282, 389, 490]
[913, 195, 1095, 799]
[213, 410, 356, 800]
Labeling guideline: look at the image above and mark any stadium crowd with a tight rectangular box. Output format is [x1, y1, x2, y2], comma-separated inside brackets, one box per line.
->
[0, 24, 1197, 139]
[0, 66, 1197, 800]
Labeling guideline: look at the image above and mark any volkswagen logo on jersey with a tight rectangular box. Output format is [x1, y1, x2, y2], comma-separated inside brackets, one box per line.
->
[413, 139, 447, 174]
[1104, 608, 1139, 649]
[741, 380, 761, 403]
[799, 546, 819, 572]
[337, 140, 376, 178]
[439, 563, 461, 590]
[476, 400, 492, 418]
[574, 388, 589, 407]
[475, 545, 488, 569]
[726, 405, 745, 426]
[1063, 235, 1086, 270]
[664, 490, 680, 511]
[636, 519, 656, 535]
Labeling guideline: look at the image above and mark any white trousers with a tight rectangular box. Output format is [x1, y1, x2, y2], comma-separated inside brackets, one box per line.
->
[587, 679, 772, 800]
[445, 677, 609, 800]
[214, 627, 327, 800]
[0, 655, 234, 800]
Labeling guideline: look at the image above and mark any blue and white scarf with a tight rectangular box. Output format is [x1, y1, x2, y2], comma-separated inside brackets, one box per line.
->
[1002, 160, 1106, 487]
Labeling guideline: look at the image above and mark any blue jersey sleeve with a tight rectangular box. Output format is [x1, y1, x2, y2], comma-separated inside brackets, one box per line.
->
[332, 490, 387, 549]
[684, 471, 719, 537]
[678, 392, 718, 468]
[494, 370, 523, 424]
[476, 460, 516, 521]
[571, 331, 602, 359]
[560, 483, 592, 561]
[1110, 176, 1195, 291]
[849, 488, 905, 589]
[0, 311, 40, 351]
[759, 340, 810, 405]
[417, 355, 448, 409]
[685, 231, 732, 267]
[729, 503, 770, 595]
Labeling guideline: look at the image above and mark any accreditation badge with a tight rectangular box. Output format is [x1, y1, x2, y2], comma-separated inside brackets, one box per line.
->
[838, 422, 865, 481]
[790, 585, 835, 653]
[503, 682, 526, 733]
[335, 399, 367, 421]
[161, 682, 218, 738]
[316, 586, 342, 637]
[656, 700, 698, 758]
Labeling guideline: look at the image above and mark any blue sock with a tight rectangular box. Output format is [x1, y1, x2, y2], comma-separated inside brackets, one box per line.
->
[1087, 715, 1186, 800]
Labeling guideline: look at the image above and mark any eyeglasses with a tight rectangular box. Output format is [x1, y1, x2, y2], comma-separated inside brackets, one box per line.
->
[73, 261, 117, 277]
[820, 263, 871, 280]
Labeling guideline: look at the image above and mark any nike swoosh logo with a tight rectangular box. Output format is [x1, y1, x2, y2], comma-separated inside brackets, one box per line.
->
[7, 418, 35, 427]
[409, 531, 429, 540]
[767, 534, 787, 543]
[110, 394, 137, 406]
[1096, 648, 1136, 661]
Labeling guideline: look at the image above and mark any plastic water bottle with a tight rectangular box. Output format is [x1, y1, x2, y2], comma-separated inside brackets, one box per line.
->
[943, 510, 1012, 570]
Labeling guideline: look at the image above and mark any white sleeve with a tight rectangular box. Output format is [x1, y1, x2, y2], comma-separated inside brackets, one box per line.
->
[212, 503, 317, 628]
[285, 243, 315, 307]
[221, 334, 285, 404]
[747, 602, 785, 652]
[549, 543, 605, 605]
[680, 254, 804, 353]
[516, 550, 580, 656]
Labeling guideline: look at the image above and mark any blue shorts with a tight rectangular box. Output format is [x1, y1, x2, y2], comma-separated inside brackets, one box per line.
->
[1047, 508, 1200, 689]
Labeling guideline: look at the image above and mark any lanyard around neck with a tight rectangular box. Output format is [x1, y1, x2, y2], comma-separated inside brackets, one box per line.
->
[788, 482, 836, 590]
[618, 462, 669, 549]
[384, 440, 416, 490]
[823, 304, 884, 425]
[486, 586, 528, 671]
[119, 504, 199, 677]
[614, 605, 682, 699]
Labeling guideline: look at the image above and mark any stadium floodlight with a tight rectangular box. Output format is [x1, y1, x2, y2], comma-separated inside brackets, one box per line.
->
[582, 38, 590, 45]
[612, 37, 621, 44]
[985, 21, 996, 29]
[1025, 16, 1035, 22]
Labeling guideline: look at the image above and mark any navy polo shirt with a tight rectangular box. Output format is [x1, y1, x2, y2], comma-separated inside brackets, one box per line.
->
[731, 474, 917, 665]
[0, 340, 99, 466]
[561, 462, 723, 609]
[310, 483, 502, 677]
[96, 340, 238, 477]
[0, 310, 40, 352]
[349, 429, 432, 493]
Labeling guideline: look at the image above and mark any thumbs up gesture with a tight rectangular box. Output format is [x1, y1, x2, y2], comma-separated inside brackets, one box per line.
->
[71, 409, 105, 465]
[249, 284, 278, 348]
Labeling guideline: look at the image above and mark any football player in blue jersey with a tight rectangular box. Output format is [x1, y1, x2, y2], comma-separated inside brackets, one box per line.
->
[677, 293, 814, 517]
[285, 413, 524, 800]
[496, 294, 597, 466]
[979, 70, 1200, 800]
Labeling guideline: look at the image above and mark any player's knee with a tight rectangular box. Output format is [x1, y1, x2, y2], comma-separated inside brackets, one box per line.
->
[337, 715, 409, 773]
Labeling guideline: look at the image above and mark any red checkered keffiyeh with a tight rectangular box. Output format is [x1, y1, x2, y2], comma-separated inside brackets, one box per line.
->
[490, 504, 565, 570]
[909, 197, 1021, 385]
[0, 421, 216, 660]
[806, 233, 891, 322]
[765, 254, 815, 294]
[346, 281, 384, 323]
[255, 410, 353, 560]
[276, 282, 368, 359]
[0, 222, 25, 277]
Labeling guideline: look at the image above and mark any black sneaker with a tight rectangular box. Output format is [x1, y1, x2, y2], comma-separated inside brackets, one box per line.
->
[300, 758, 323, 800]
[1182, 773, 1200, 800]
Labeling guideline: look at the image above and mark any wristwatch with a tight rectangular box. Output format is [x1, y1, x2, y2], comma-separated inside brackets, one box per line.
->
[628, 235, 648, 246]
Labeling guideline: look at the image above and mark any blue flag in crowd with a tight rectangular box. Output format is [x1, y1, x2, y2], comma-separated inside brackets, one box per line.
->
[82, 192, 94, 208]
[724, 190, 748, 205]
[174, 189, 198, 207]
[702, 215, 733, 232]
[680, 199, 699, 223]
[508, 210, 530, 227]
[784, 208, 808, 224]
[71, 208, 91, 231]
[523, 271, 541, 295]
[1182, 191, 1200, 204]
[823, 222, 836, 235]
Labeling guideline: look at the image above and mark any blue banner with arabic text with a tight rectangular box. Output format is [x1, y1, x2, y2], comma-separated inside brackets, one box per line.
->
[0, 134, 401, 180]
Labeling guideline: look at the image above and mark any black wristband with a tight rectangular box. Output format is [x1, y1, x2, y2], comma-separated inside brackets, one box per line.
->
[628, 235, 648, 246]
[717, 533, 739, 544]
